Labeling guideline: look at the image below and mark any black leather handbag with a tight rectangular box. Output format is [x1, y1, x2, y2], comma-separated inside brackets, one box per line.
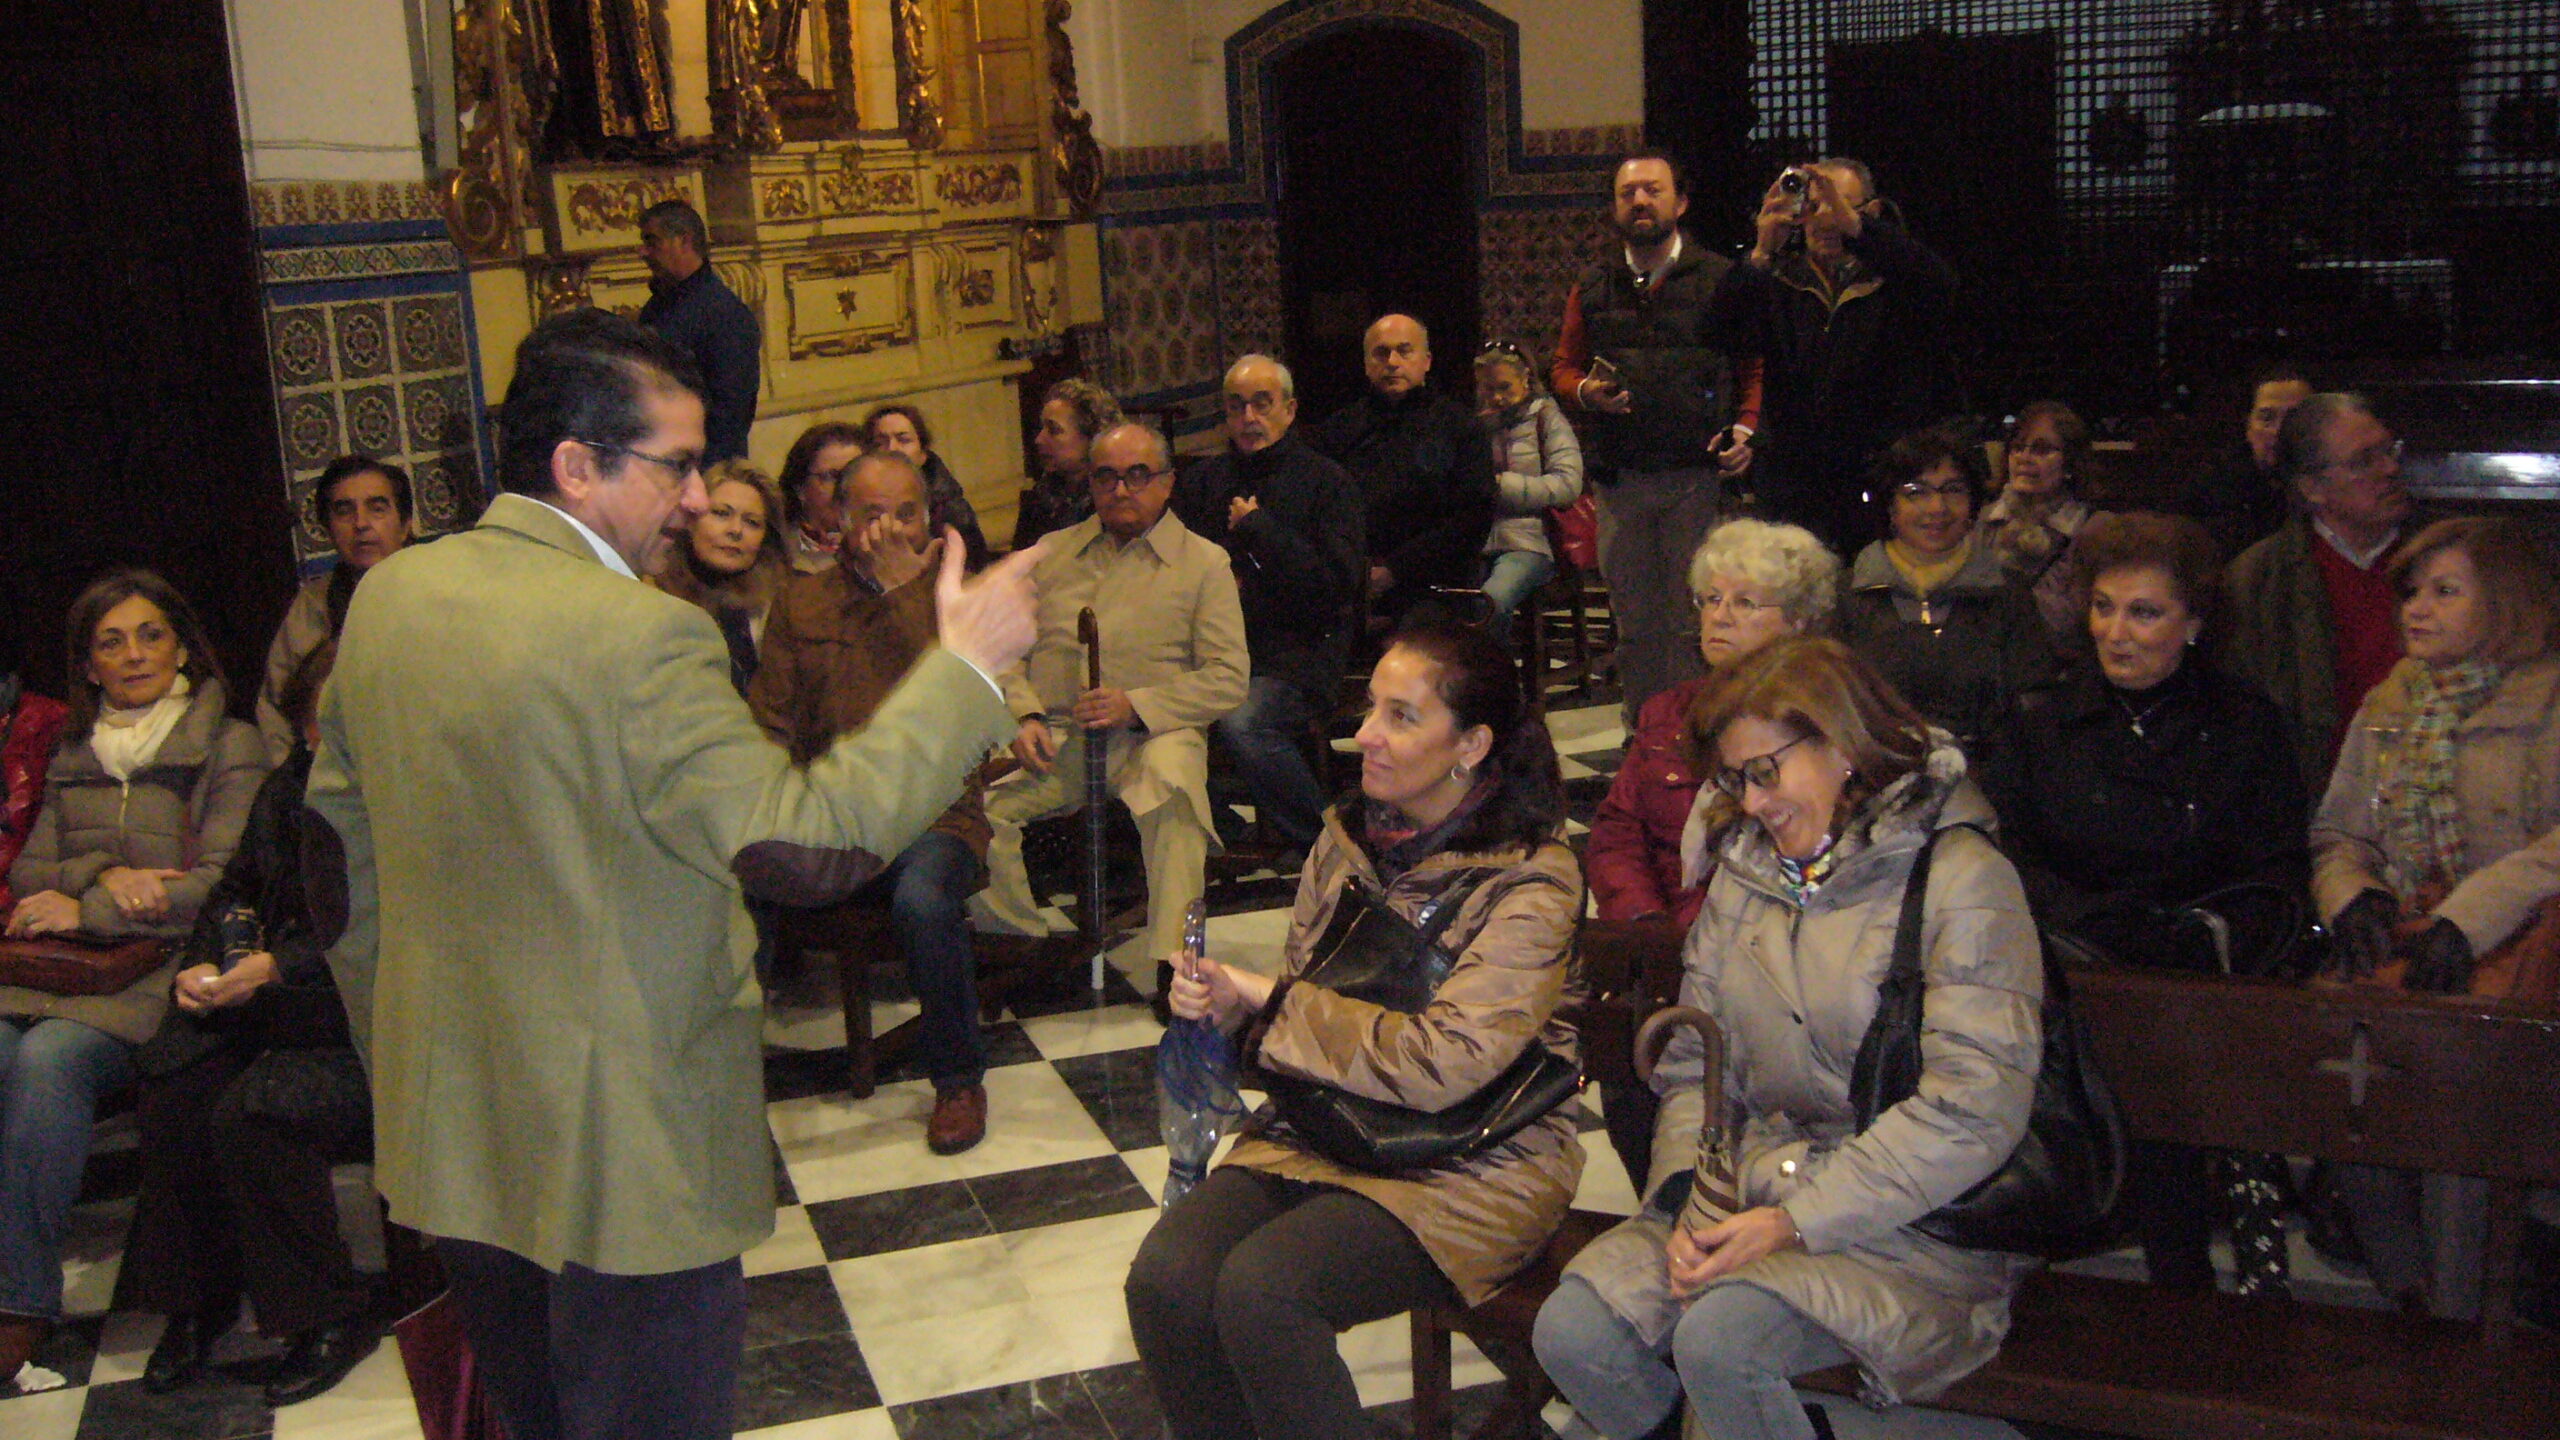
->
[1262, 869, 1583, 1173]
[1848, 826, 2127, 1258]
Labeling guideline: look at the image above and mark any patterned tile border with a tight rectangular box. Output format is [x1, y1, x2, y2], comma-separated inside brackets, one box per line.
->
[258, 239, 467, 285]
[250, 178, 444, 229]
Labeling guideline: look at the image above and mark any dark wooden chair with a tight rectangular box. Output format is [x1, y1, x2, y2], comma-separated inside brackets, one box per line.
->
[773, 902, 1071, 1098]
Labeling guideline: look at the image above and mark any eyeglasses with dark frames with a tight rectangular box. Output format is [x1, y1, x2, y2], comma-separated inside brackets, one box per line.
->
[578, 439, 703, 482]
[1711, 733, 1812, 799]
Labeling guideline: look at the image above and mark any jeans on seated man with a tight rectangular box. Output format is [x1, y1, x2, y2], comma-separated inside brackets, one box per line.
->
[1173, 355, 1364, 855]
[749, 450, 998, 1153]
[973, 422, 1249, 1003]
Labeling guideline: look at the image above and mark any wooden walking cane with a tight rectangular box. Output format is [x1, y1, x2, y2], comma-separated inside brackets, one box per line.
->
[1078, 607, 1109, 991]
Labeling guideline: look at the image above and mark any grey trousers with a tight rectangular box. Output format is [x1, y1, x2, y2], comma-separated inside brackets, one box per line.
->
[1535, 1274, 1849, 1440]
[1596, 469, 1719, 725]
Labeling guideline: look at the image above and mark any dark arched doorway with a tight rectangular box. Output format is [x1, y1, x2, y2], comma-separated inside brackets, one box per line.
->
[1270, 24, 1480, 418]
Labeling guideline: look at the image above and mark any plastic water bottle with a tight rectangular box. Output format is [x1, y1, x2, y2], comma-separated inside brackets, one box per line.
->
[1156, 900, 1242, 1208]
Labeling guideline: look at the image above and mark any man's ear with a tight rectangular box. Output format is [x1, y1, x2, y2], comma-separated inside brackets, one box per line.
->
[551, 437, 600, 504]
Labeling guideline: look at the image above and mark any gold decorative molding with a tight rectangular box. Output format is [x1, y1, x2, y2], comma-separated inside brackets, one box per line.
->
[936, 161, 1025, 209]
[893, 0, 945, 151]
[783, 249, 916, 357]
[761, 176, 813, 219]
[816, 159, 918, 216]
[1043, 1, 1102, 217]
[530, 258, 594, 315]
[440, 0, 557, 264]
[708, 0, 787, 152]
[545, 168, 702, 253]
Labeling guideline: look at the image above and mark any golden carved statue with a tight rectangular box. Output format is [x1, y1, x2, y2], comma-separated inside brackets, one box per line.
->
[549, 0, 676, 149]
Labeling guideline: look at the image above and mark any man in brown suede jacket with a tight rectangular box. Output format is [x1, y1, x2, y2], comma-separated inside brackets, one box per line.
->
[749, 451, 996, 1153]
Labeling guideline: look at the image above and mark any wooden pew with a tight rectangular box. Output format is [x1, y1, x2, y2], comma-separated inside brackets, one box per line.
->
[1413, 937, 2560, 1440]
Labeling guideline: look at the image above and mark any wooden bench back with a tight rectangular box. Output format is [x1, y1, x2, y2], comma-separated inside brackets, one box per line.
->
[2071, 967, 2560, 1186]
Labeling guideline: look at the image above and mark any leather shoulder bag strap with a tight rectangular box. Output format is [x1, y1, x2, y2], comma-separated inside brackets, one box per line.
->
[1886, 828, 1948, 985]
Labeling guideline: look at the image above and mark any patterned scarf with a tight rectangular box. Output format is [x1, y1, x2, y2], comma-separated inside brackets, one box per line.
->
[1361, 778, 1497, 882]
[2378, 659, 2505, 900]
[1773, 833, 1842, 907]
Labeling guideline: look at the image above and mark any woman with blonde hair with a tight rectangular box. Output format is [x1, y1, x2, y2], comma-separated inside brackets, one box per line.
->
[652, 460, 790, 694]
[1536, 636, 2042, 1440]
[2312, 515, 2560, 1317]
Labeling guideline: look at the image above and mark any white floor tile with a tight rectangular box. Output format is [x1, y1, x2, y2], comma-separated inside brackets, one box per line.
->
[999, 1208, 1162, 1299]
[831, 1235, 1028, 1330]
[268, 1340, 423, 1440]
[1016, 1002, 1163, 1061]
[744, 1203, 827, 1278]
[85, 1309, 161, 1387]
[854, 1288, 1136, 1407]
[1340, 1314, 1498, 1407]
[774, 1065, 1118, 1204]
[0, 1383, 85, 1440]
[737, 1409, 901, 1440]
[1573, 1127, 1641, 1217]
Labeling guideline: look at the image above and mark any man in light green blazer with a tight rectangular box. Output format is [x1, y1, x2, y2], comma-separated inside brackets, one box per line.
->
[304, 310, 1044, 1440]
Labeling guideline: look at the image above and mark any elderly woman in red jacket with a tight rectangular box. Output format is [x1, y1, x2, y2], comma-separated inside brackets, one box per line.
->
[1588, 518, 1840, 930]
[1584, 518, 1836, 1180]
[0, 606, 70, 915]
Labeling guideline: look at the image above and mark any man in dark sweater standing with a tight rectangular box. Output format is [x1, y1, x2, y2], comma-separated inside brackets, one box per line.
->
[1175, 354, 1364, 854]
[1311, 314, 1496, 627]
[1552, 151, 1758, 724]
[638, 199, 761, 464]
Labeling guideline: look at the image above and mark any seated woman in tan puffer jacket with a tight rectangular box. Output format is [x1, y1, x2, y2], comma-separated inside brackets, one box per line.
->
[1, 568, 265, 1382]
[1127, 620, 1584, 1440]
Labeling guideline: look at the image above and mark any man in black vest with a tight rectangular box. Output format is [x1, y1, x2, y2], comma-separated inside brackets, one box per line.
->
[1174, 354, 1363, 856]
[1552, 151, 1755, 724]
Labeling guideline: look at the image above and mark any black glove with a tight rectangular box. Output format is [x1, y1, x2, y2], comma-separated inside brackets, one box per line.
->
[2325, 889, 2401, 979]
[2400, 917, 2477, 995]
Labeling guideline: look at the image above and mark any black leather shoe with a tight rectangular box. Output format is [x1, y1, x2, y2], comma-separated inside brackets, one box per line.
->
[142, 1307, 227, 1394]
[263, 1319, 382, 1407]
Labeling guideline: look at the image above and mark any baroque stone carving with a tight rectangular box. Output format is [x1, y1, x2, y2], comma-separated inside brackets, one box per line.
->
[530, 259, 594, 316]
[762, 177, 814, 218]
[565, 176, 691, 235]
[818, 163, 917, 216]
[937, 162, 1025, 209]
[442, 0, 558, 263]
[893, 0, 945, 151]
[957, 268, 997, 307]
[1044, 1, 1103, 216]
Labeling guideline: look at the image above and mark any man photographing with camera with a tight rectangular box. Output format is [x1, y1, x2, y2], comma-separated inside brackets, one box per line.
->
[1712, 158, 1959, 555]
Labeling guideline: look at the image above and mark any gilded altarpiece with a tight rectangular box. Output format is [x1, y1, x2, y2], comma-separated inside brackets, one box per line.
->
[438, 0, 1097, 486]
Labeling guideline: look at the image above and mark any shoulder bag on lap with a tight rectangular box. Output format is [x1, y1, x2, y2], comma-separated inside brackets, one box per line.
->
[1263, 868, 1583, 1173]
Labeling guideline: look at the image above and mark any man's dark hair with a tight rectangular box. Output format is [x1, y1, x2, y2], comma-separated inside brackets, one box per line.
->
[498, 308, 703, 498]
[310, 454, 414, 529]
[2272, 391, 2376, 487]
[638, 198, 709, 255]
[2247, 359, 2311, 396]
[1615, 148, 1687, 197]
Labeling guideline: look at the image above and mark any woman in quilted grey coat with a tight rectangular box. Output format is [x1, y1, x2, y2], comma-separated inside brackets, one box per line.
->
[2, 569, 265, 1381]
[1533, 637, 2043, 1440]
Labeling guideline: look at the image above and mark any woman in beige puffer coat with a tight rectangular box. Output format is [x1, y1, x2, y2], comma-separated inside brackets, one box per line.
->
[1535, 637, 2042, 1440]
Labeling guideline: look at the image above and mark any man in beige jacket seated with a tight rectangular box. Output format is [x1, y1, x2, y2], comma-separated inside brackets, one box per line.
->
[974, 421, 1250, 1005]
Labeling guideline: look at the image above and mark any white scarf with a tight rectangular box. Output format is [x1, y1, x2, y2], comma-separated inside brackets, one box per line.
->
[91, 674, 191, 782]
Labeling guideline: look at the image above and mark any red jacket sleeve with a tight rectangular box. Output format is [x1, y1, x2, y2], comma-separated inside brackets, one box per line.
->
[1, 694, 70, 913]
[1586, 759, 1674, 921]
[1550, 284, 1594, 410]
[1731, 355, 1765, 432]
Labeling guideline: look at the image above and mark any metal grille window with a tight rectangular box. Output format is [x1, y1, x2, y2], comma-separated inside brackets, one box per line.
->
[1740, 1, 2560, 418]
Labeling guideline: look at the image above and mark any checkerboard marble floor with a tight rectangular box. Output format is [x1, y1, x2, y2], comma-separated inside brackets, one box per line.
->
[0, 693, 2374, 1440]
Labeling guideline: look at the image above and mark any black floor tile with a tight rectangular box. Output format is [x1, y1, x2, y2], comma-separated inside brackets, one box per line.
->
[742, 1264, 852, 1351]
[12, 1313, 104, 1392]
[772, 1134, 799, 1207]
[891, 1371, 1114, 1438]
[805, 1180, 991, 1260]
[75, 1145, 141, 1206]
[875, 1020, 1044, 1086]
[1051, 1047, 1165, 1152]
[967, 1155, 1153, 1234]
[1076, 1360, 1165, 1440]
[73, 1376, 272, 1440]
[764, 1046, 856, 1104]
[1363, 1379, 1556, 1439]
[1007, 964, 1148, 1019]
[732, 1331, 881, 1430]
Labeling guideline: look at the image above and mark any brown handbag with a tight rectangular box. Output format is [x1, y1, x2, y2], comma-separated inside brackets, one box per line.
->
[0, 933, 168, 995]
[2371, 890, 2560, 1008]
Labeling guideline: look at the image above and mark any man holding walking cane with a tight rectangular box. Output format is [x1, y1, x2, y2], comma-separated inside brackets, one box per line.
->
[973, 422, 1249, 1013]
